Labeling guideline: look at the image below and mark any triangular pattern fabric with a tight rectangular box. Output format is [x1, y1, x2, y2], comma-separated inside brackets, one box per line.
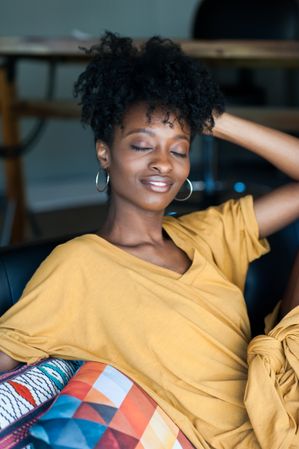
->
[84, 387, 115, 407]
[88, 402, 117, 424]
[109, 407, 141, 438]
[96, 428, 139, 449]
[30, 362, 196, 449]
[74, 403, 107, 425]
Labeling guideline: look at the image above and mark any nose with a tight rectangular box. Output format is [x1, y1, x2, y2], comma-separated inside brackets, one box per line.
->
[149, 149, 172, 174]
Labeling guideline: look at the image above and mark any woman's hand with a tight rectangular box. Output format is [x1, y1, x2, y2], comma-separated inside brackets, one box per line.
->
[210, 113, 299, 238]
[202, 109, 224, 136]
[0, 351, 19, 372]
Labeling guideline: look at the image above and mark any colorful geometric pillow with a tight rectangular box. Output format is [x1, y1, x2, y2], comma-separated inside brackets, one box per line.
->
[0, 358, 82, 449]
[29, 361, 195, 449]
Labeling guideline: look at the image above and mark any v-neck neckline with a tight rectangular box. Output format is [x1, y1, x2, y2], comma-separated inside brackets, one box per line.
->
[82, 220, 201, 280]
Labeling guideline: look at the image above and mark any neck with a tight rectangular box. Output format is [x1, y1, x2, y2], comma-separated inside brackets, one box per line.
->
[98, 197, 167, 247]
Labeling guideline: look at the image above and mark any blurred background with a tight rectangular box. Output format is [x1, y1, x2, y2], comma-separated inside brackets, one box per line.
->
[0, 0, 298, 244]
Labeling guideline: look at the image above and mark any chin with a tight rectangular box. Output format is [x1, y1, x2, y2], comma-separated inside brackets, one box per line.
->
[141, 196, 173, 212]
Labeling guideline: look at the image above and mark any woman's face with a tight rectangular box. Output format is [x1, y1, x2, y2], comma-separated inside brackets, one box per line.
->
[97, 102, 191, 213]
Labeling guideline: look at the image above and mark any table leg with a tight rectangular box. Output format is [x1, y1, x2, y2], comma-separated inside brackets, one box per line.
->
[0, 60, 26, 243]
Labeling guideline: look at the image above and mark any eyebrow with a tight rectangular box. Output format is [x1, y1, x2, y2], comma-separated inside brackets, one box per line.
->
[124, 128, 190, 142]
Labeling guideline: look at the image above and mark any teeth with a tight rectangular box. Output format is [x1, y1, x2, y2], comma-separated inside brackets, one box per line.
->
[149, 181, 168, 186]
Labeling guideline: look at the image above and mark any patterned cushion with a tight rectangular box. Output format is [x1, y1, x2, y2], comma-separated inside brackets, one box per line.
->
[0, 358, 82, 449]
[29, 361, 195, 449]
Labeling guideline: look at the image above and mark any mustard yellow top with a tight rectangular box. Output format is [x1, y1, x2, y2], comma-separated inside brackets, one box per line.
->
[1, 196, 299, 449]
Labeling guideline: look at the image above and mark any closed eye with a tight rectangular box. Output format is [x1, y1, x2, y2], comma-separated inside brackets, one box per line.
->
[171, 151, 187, 158]
[131, 145, 152, 151]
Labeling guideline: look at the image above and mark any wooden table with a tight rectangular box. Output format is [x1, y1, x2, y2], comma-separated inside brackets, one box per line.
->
[1, 37, 299, 243]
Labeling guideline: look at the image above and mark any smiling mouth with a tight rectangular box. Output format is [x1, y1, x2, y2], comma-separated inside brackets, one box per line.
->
[140, 178, 173, 193]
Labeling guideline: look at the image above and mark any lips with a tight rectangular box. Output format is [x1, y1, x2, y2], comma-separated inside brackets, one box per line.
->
[140, 176, 173, 193]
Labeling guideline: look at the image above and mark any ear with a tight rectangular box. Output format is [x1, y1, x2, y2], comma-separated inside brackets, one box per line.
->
[96, 140, 111, 169]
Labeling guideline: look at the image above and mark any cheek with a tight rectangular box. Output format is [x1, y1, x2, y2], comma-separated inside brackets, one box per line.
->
[186, 158, 191, 173]
[108, 157, 141, 189]
[179, 159, 190, 179]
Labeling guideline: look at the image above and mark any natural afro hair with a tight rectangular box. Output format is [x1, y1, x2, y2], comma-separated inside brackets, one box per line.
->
[74, 31, 225, 145]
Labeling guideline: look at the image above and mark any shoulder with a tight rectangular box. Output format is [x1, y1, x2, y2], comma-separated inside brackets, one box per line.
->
[164, 196, 254, 236]
[49, 234, 109, 261]
[29, 234, 110, 279]
[22, 234, 115, 294]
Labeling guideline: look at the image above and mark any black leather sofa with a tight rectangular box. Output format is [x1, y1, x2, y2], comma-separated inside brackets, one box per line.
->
[0, 222, 298, 337]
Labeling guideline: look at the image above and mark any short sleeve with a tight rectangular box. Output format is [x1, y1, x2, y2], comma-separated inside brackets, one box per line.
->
[168, 195, 270, 291]
[0, 241, 87, 364]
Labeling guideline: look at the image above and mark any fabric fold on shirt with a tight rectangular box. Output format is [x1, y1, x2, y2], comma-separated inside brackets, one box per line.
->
[3, 195, 296, 449]
[245, 306, 299, 449]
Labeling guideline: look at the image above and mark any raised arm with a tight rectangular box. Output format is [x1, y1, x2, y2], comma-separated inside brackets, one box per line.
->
[212, 113, 299, 238]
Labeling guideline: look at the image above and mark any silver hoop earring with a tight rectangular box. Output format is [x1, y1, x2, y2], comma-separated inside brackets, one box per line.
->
[95, 170, 110, 192]
[175, 178, 193, 202]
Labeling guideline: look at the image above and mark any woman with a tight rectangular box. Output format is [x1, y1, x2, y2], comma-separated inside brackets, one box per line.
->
[0, 32, 299, 449]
